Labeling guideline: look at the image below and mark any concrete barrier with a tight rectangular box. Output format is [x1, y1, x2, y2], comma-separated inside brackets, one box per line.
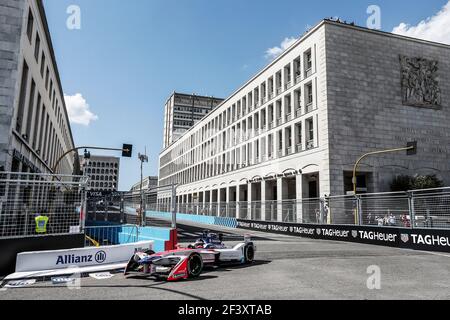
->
[85, 221, 177, 252]
[5, 241, 154, 280]
[146, 211, 238, 228]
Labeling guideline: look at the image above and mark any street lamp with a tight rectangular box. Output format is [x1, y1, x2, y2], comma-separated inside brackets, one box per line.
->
[138, 152, 149, 227]
[352, 142, 417, 224]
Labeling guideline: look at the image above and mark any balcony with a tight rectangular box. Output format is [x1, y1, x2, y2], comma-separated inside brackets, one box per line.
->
[295, 74, 301, 84]
[306, 140, 315, 150]
[276, 117, 283, 126]
[285, 147, 293, 155]
[295, 108, 302, 117]
[268, 92, 274, 100]
[285, 113, 292, 122]
[276, 87, 282, 96]
[285, 81, 292, 90]
[305, 103, 314, 113]
[277, 149, 283, 158]
[305, 68, 312, 78]
[269, 121, 274, 129]
[296, 143, 303, 153]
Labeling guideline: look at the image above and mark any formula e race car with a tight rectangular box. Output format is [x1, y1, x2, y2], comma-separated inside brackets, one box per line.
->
[123, 232, 256, 281]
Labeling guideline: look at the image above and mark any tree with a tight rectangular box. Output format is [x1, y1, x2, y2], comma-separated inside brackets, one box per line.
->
[390, 174, 444, 192]
[411, 175, 443, 190]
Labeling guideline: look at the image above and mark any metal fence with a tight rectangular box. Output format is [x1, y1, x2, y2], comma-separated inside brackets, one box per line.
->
[152, 187, 450, 230]
[0, 172, 88, 238]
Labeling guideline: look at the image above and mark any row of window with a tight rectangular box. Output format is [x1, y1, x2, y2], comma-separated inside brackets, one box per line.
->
[89, 175, 117, 182]
[15, 8, 72, 172]
[86, 162, 119, 169]
[90, 182, 117, 189]
[160, 47, 315, 169]
[86, 168, 118, 175]
[161, 79, 316, 174]
[159, 117, 317, 187]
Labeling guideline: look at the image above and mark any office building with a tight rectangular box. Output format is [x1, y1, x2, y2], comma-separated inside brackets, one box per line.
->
[0, 0, 78, 175]
[163, 92, 224, 148]
[81, 155, 120, 191]
[157, 19, 450, 220]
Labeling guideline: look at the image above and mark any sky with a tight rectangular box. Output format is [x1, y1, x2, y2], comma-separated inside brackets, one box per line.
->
[42, 0, 450, 191]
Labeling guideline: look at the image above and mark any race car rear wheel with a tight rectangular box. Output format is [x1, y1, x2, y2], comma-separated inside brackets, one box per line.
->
[244, 244, 255, 264]
[187, 253, 203, 278]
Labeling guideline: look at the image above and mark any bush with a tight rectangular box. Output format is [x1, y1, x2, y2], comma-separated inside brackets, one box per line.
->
[390, 174, 444, 191]
[390, 175, 413, 192]
[412, 175, 443, 190]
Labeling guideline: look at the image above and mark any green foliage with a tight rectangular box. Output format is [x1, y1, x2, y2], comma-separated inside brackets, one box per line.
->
[390, 174, 444, 191]
[390, 175, 413, 192]
[411, 175, 443, 190]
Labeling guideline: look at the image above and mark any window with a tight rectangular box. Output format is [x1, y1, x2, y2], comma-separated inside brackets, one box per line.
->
[45, 67, 49, 89]
[16, 60, 29, 133]
[40, 53, 45, 77]
[305, 50, 312, 71]
[25, 79, 36, 139]
[34, 33, 40, 62]
[306, 83, 313, 106]
[26, 10, 34, 42]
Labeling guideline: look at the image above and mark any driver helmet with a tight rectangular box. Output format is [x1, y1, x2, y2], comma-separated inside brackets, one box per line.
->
[194, 239, 205, 248]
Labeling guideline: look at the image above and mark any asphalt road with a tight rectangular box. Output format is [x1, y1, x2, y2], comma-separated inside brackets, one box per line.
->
[1, 220, 450, 300]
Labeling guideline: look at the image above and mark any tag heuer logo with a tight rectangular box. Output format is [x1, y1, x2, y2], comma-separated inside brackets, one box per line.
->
[401, 234, 409, 243]
[316, 228, 321, 235]
[352, 230, 358, 238]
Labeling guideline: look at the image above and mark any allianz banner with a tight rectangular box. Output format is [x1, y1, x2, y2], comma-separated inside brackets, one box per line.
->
[236, 219, 450, 253]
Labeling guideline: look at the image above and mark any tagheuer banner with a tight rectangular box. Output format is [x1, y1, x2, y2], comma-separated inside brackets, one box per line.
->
[236, 219, 450, 253]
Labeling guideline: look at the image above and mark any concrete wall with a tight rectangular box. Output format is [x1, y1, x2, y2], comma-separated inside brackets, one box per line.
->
[0, 0, 25, 170]
[325, 22, 450, 195]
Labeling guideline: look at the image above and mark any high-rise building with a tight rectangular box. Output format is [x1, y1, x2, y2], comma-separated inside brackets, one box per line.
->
[0, 0, 78, 175]
[81, 155, 120, 192]
[162, 92, 224, 148]
[157, 19, 450, 215]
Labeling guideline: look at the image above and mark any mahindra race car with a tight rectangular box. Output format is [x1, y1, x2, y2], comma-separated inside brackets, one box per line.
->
[123, 231, 256, 281]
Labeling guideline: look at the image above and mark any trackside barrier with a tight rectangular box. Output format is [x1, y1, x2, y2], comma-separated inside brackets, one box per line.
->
[146, 211, 238, 229]
[5, 241, 154, 280]
[84, 222, 177, 252]
[236, 219, 450, 253]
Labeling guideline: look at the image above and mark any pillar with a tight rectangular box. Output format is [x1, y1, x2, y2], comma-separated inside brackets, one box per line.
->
[261, 180, 266, 221]
[296, 174, 303, 223]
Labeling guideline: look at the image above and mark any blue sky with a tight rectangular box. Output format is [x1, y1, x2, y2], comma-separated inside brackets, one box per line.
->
[43, 0, 450, 190]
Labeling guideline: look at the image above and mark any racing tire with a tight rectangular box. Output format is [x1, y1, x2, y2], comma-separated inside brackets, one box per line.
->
[187, 253, 203, 278]
[244, 244, 255, 264]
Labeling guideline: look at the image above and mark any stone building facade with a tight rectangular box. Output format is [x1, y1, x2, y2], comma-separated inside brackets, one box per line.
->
[81, 155, 120, 192]
[0, 0, 77, 175]
[157, 19, 450, 210]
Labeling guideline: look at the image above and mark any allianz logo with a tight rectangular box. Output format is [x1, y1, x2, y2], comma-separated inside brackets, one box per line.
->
[56, 251, 107, 265]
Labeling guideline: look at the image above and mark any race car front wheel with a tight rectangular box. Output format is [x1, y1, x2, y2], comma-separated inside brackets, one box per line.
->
[244, 244, 255, 264]
[187, 253, 203, 278]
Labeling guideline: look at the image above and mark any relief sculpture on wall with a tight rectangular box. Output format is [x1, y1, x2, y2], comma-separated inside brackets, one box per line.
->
[400, 55, 442, 108]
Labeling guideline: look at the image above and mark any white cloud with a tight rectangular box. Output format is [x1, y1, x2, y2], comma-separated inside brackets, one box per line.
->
[64, 93, 98, 126]
[265, 37, 297, 60]
[392, 1, 450, 45]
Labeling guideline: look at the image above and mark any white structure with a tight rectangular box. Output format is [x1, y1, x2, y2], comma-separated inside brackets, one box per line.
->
[157, 19, 450, 219]
[0, 0, 77, 175]
[163, 92, 224, 148]
[82, 155, 120, 191]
